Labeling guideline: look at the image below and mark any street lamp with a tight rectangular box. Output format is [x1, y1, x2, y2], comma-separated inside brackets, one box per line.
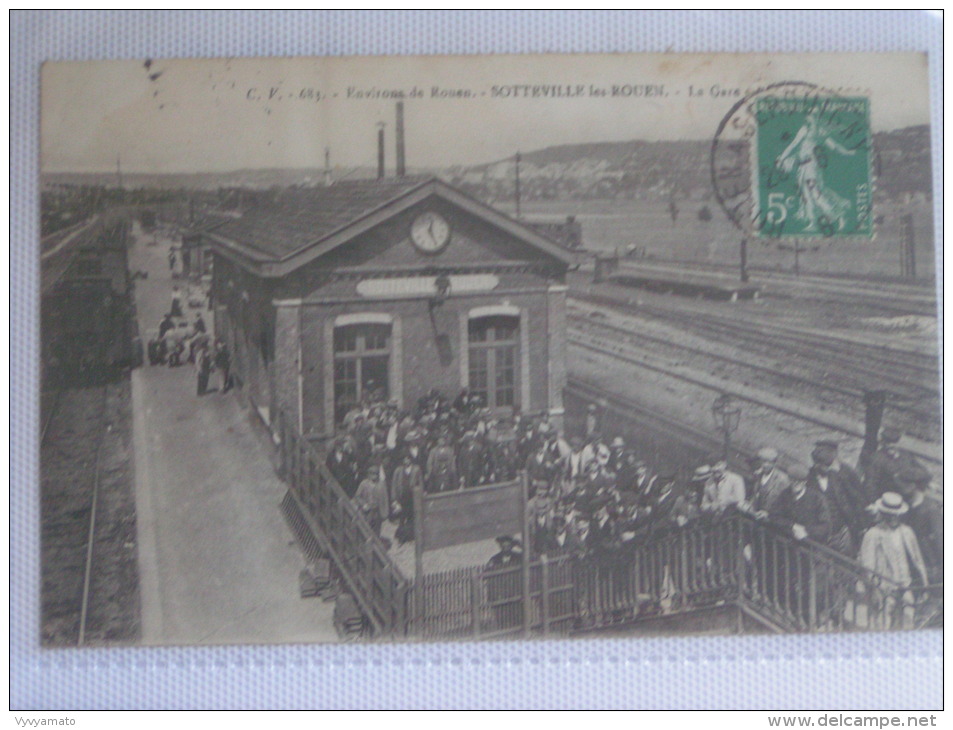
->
[712, 393, 741, 461]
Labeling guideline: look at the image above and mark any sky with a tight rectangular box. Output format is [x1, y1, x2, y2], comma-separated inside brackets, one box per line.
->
[41, 52, 931, 174]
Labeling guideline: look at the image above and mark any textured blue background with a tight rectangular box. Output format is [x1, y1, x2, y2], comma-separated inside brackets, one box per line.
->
[11, 10, 943, 709]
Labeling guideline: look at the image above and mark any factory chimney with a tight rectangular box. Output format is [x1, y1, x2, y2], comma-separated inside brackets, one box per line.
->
[396, 101, 406, 177]
[377, 123, 386, 180]
[324, 147, 332, 187]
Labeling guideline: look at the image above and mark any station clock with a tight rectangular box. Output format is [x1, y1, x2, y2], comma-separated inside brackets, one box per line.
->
[410, 212, 451, 254]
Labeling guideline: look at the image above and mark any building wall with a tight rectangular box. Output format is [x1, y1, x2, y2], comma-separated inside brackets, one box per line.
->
[285, 286, 565, 440]
[212, 253, 277, 421]
[210, 191, 570, 438]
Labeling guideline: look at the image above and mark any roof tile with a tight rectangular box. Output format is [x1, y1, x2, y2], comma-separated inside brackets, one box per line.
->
[212, 178, 428, 260]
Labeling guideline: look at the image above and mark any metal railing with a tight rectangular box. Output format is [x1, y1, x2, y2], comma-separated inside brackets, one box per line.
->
[412, 512, 942, 638]
[270, 406, 940, 638]
[275, 409, 413, 637]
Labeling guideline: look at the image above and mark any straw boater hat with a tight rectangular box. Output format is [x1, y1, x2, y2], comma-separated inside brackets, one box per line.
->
[757, 447, 779, 462]
[610, 436, 626, 449]
[691, 465, 712, 481]
[495, 535, 522, 549]
[874, 492, 909, 515]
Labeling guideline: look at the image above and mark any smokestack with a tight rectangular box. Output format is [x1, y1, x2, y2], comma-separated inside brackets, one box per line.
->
[396, 101, 406, 177]
[377, 123, 386, 180]
[324, 147, 332, 187]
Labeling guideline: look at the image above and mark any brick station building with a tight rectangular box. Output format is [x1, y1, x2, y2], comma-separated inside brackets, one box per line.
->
[203, 177, 573, 441]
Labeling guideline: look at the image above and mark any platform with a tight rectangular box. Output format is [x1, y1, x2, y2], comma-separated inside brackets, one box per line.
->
[609, 261, 762, 301]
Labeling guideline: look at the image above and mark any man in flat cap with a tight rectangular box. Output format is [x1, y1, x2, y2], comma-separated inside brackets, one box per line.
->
[746, 446, 791, 518]
[701, 460, 746, 514]
[863, 427, 931, 499]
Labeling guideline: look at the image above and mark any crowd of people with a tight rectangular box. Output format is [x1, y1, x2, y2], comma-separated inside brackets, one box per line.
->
[328, 389, 942, 606]
[146, 287, 232, 396]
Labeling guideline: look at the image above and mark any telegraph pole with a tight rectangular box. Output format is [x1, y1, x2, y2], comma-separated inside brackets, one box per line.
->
[514, 151, 522, 219]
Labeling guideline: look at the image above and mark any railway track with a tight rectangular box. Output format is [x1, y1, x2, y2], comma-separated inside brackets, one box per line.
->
[568, 325, 941, 469]
[567, 312, 940, 444]
[40, 384, 110, 646]
[613, 260, 939, 319]
[570, 291, 940, 403]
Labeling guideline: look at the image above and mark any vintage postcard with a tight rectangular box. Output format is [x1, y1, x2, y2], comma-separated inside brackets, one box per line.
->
[39, 52, 939, 648]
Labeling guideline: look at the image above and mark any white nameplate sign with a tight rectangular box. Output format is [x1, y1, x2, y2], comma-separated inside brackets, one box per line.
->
[356, 274, 499, 299]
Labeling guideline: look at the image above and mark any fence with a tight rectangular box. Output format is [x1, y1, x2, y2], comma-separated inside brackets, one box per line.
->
[274, 409, 413, 637]
[411, 513, 942, 638]
[270, 405, 940, 638]
[736, 515, 942, 632]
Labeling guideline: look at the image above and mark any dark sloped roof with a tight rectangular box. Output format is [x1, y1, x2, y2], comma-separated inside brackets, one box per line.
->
[210, 178, 429, 260]
[206, 176, 575, 275]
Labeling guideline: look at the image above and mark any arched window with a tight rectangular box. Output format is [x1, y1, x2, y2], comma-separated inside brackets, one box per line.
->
[333, 322, 391, 423]
[468, 314, 519, 409]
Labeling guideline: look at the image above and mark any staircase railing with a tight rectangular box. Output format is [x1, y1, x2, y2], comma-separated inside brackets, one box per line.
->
[270, 405, 940, 639]
[411, 512, 942, 637]
[274, 410, 413, 637]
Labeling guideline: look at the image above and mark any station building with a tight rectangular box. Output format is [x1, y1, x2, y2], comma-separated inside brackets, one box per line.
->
[202, 177, 573, 442]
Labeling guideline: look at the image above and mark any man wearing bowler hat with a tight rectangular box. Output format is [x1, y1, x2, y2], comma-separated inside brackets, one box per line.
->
[808, 440, 870, 555]
[485, 535, 524, 630]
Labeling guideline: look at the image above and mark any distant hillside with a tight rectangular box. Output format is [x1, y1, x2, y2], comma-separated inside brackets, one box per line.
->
[43, 126, 931, 205]
[443, 126, 933, 205]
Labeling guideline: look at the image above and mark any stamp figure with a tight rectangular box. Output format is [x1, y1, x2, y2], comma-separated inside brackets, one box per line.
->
[754, 96, 872, 238]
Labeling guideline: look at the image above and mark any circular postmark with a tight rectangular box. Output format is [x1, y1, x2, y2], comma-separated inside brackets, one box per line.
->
[711, 81, 874, 241]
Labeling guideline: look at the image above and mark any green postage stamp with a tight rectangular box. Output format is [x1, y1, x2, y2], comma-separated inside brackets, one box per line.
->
[754, 96, 873, 238]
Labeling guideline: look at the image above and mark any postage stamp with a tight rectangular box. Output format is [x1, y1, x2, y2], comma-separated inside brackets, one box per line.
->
[753, 95, 873, 239]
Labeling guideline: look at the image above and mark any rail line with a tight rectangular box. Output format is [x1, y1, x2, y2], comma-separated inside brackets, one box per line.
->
[40, 382, 112, 646]
[570, 291, 940, 399]
[612, 260, 939, 318]
[568, 327, 941, 468]
[567, 312, 940, 443]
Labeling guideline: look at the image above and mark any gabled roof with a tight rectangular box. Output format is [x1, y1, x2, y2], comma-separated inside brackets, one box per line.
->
[206, 177, 575, 277]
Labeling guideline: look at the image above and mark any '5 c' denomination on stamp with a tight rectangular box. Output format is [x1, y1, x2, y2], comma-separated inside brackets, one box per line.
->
[754, 95, 873, 239]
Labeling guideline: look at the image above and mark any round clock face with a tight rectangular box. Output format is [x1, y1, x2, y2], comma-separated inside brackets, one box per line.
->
[410, 212, 451, 254]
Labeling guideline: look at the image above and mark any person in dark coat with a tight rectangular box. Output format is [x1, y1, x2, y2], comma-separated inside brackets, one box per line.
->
[747, 447, 791, 517]
[326, 437, 359, 498]
[213, 339, 231, 393]
[158, 313, 175, 339]
[391, 452, 424, 544]
[195, 344, 211, 396]
[401, 428, 428, 472]
[807, 442, 870, 555]
[457, 431, 486, 488]
[897, 470, 943, 583]
[769, 476, 832, 544]
[769, 475, 833, 624]
[488, 433, 520, 484]
[525, 444, 558, 497]
[485, 536, 524, 630]
[170, 286, 183, 317]
[863, 427, 931, 498]
[646, 472, 679, 532]
[425, 434, 457, 493]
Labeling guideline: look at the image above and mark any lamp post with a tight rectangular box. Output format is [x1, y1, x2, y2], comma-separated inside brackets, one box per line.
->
[711, 393, 741, 462]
